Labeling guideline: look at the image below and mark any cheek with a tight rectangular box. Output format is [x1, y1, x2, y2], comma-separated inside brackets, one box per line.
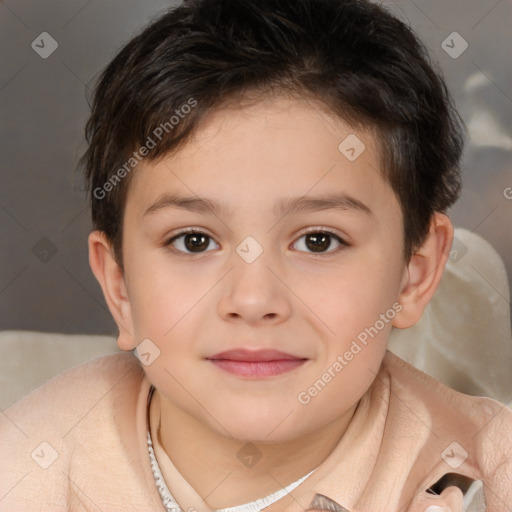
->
[127, 259, 201, 341]
[303, 251, 402, 396]
[314, 256, 402, 333]
[127, 268, 207, 399]
[301, 269, 397, 415]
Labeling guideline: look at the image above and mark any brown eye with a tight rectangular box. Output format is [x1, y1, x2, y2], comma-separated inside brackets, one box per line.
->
[167, 231, 219, 254]
[183, 233, 209, 252]
[293, 231, 345, 254]
[305, 233, 331, 252]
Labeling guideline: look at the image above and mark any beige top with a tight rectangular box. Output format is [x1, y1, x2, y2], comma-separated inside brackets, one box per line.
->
[0, 350, 510, 511]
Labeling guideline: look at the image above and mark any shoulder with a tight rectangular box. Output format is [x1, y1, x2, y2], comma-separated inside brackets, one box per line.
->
[2, 351, 143, 427]
[380, 349, 512, 432]
[380, 350, 512, 503]
[0, 352, 147, 510]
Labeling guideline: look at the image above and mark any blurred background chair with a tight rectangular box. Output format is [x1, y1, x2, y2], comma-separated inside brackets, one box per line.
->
[389, 227, 512, 405]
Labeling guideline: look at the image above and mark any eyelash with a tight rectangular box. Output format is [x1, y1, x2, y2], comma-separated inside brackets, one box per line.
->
[165, 227, 348, 256]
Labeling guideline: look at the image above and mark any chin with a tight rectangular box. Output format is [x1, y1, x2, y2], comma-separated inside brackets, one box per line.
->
[213, 408, 307, 444]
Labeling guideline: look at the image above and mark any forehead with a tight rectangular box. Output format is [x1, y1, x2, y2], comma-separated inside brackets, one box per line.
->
[125, 96, 397, 222]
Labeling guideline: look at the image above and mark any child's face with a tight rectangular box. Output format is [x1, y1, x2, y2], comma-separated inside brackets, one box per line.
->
[121, 96, 408, 442]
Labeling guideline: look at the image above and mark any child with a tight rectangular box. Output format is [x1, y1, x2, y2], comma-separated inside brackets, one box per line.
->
[1, 0, 511, 511]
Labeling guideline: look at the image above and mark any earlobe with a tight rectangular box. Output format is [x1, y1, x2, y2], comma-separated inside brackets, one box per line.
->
[88, 231, 137, 351]
[392, 213, 454, 329]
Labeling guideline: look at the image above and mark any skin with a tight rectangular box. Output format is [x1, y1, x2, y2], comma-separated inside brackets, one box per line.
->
[89, 95, 453, 510]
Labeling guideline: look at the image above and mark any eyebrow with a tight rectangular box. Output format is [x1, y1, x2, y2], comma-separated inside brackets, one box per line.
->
[143, 192, 373, 218]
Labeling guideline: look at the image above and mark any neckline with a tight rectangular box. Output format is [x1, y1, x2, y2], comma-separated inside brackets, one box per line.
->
[145, 385, 319, 512]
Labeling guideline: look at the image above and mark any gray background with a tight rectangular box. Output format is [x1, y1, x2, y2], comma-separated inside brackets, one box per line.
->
[1, 0, 511, 335]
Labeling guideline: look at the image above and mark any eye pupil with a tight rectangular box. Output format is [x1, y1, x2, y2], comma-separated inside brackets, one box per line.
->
[306, 233, 330, 252]
[185, 233, 209, 252]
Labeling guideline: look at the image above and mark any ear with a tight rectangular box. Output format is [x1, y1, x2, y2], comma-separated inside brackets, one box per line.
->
[88, 231, 137, 351]
[393, 212, 454, 329]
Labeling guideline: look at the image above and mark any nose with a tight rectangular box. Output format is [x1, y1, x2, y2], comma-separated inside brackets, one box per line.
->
[217, 251, 292, 326]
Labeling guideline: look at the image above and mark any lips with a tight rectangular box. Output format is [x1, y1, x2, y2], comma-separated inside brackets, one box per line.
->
[207, 349, 307, 377]
[208, 349, 302, 362]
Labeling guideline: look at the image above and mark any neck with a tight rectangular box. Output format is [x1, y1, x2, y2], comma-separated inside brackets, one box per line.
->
[152, 389, 359, 510]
